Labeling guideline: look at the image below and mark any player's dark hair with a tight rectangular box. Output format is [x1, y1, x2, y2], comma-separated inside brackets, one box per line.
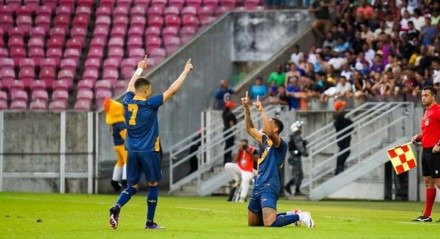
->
[271, 118, 284, 134]
[241, 139, 249, 144]
[423, 86, 437, 97]
[134, 77, 151, 90]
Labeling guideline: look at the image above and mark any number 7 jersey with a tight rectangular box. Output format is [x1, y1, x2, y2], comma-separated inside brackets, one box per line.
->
[122, 91, 164, 152]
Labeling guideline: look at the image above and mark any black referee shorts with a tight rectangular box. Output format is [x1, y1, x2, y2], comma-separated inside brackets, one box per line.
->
[421, 147, 440, 178]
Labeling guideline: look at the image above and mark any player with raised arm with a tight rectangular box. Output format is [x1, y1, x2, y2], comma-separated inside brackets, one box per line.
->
[109, 56, 193, 230]
[241, 92, 315, 228]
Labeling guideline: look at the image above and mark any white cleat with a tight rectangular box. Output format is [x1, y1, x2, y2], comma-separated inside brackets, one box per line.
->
[298, 212, 315, 228]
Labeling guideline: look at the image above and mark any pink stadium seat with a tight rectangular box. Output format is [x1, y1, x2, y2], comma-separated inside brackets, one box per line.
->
[95, 80, 113, 91]
[145, 26, 162, 38]
[41, 58, 57, 69]
[29, 48, 44, 66]
[162, 26, 179, 37]
[121, 58, 137, 78]
[117, 0, 133, 8]
[77, 80, 95, 91]
[64, 49, 81, 61]
[30, 27, 46, 40]
[220, 0, 236, 8]
[100, 0, 116, 8]
[37, 5, 53, 17]
[30, 100, 48, 111]
[10, 100, 27, 111]
[134, 0, 151, 5]
[46, 48, 63, 66]
[149, 48, 166, 64]
[50, 27, 66, 38]
[52, 80, 71, 91]
[39, 67, 56, 90]
[74, 99, 92, 111]
[19, 69, 35, 88]
[103, 69, 119, 83]
[148, 16, 164, 27]
[0, 7, 13, 32]
[0, 48, 8, 58]
[19, 58, 35, 69]
[9, 28, 25, 38]
[82, 69, 99, 81]
[66, 37, 85, 50]
[60, 59, 78, 72]
[244, 0, 259, 10]
[131, 16, 147, 28]
[56, 4, 73, 15]
[90, 36, 107, 48]
[11, 48, 26, 66]
[186, 0, 203, 7]
[85, 58, 102, 70]
[52, 90, 69, 101]
[49, 100, 68, 112]
[47, 36, 65, 49]
[88, 48, 104, 59]
[103, 58, 121, 70]
[30, 80, 47, 92]
[8, 37, 25, 48]
[164, 36, 182, 55]
[11, 90, 28, 101]
[204, 0, 219, 7]
[198, 6, 214, 20]
[71, 27, 87, 39]
[77, 90, 94, 101]
[17, 15, 32, 33]
[0, 100, 7, 110]
[10, 80, 25, 93]
[17, 5, 33, 15]
[109, 37, 125, 48]
[35, 15, 52, 33]
[114, 80, 129, 94]
[151, 0, 167, 8]
[78, 0, 94, 8]
[200, 16, 216, 26]
[169, 0, 184, 10]
[0, 91, 6, 102]
[96, 16, 112, 28]
[164, 15, 181, 27]
[128, 26, 144, 38]
[148, 5, 165, 16]
[180, 26, 197, 43]
[54, 15, 71, 31]
[24, 0, 40, 11]
[96, 6, 112, 16]
[146, 36, 162, 51]
[58, 70, 75, 82]
[108, 47, 124, 59]
[164, 6, 180, 17]
[93, 26, 110, 37]
[110, 26, 127, 38]
[32, 90, 49, 101]
[43, 0, 58, 10]
[127, 36, 144, 49]
[113, 16, 129, 28]
[182, 15, 200, 27]
[131, 5, 146, 17]
[128, 48, 146, 59]
[95, 89, 113, 106]
[73, 15, 90, 28]
[181, 6, 198, 16]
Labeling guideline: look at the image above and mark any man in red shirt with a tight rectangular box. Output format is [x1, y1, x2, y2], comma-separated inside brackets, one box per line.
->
[411, 86, 440, 222]
[225, 139, 258, 202]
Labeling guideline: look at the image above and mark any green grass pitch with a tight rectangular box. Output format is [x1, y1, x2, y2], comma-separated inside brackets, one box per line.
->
[1, 192, 438, 239]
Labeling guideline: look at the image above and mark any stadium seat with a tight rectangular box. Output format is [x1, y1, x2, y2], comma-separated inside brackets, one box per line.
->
[17, 5, 33, 16]
[59, 0, 75, 9]
[146, 37, 162, 51]
[164, 6, 180, 16]
[103, 58, 121, 71]
[107, 47, 124, 60]
[102, 69, 119, 83]
[90, 36, 107, 48]
[54, 15, 71, 31]
[164, 36, 182, 55]
[148, 16, 164, 28]
[121, 58, 137, 78]
[17, 15, 33, 34]
[113, 16, 129, 29]
[0, 69, 16, 89]
[182, 15, 200, 28]
[244, 0, 259, 10]
[74, 99, 92, 111]
[49, 100, 68, 112]
[151, 0, 167, 8]
[0, 7, 13, 32]
[180, 26, 198, 43]
[131, 16, 147, 28]
[35, 15, 52, 33]
[0, 48, 8, 58]
[30, 27, 47, 40]
[18, 69, 35, 89]
[10, 80, 25, 94]
[204, 0, 219, 7]
[37, 5, 53, 17]
[220, 0, 236, 8]
[186, 0, 202, 7]
[169, 0, 184, 10]
[82, 69, 99, 82]
[77, 90, 94, 101]
[88, 48, 104, 59]
[162, 26, 180, 37]
[43, 0, 58, 10]
[11, 90, 28, 101]
[46, 48, 63, 66]
[134, 0, 151, 5]
[64, 49, 81, 61]
[115, 0, 132, 10]
[96, 16, 112, 28]
[48, 36, 65, 49]
[95, 80, 113, 91]
[66, 37, 85, 50]
[32, 90, 49, 102]
[29, 48, 45, 67]
[127, 37, 144, 49]
[52, 80, 70, 92]
[111, 26, 127, 38]
[0, 58, 14, 70]
[85, 58, 102, 71]
[109, 37, 125, 48]
[71, 27, 88, 39]
[9, 28, 25, 38]
[52, 90, 69, 102]
[10, 100, 27, 111]
[181, 6, 198, 17]
[0, 91, 6, 101]
[93, 26, 110, 37]
[128, 26, 144, 38]
[95, 89, 113, 106]
[73, 15, 90, 28]
[8, 37, 25, 48]
[128, 48, 146, 59]
[113, 80, 129, 94]
[131, 5, 146, 17]
[200, 16, 217, 26]
[30, 80, 48, 92]
[30, 100, 48, 111]
[164, 15, 182, 27]
[96, 6, 112, 16]
[214, 5, 231, 16]
[100, 0, 116, 8]
[0, 100, 7, 110]
[77, 80, 95, 91]
[149, 48, 166, 64]
[198, 6, 214, 18]
[145, 26, 162, 38]
[39, 67, 57, 90]
[60, 59, 78, 73]
[58, 70, 75, 82]
[24, 0, 40, 11]
[78, 0, 94, 8]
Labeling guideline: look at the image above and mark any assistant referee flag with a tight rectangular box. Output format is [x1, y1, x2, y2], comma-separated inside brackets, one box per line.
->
[387, 143, 417, 175]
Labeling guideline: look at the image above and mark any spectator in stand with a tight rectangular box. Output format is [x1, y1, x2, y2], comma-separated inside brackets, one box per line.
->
[356, 0, 375, 20]
[297, 54, 313, 76]
[285, 63, 302, 84]
[431, 58, 440, 92]
[335, 76, 354, 99]
[285, 76, 301, 110]
[249, 77, 268, 101]
[370, 52, 385, 73]
[214, 80, 234, 110]
[328, 51, 348, 71]
[290, 45, 304, 66]
[420, 17, 438, 46]
[309, 0, 335, 39]
[223, 101, 237, 164]
[372, 72, 395, 97]
[410, 8, 426, 31]
[267, 65, 286, 87]
[263, 86, 289, 106]
[407, 21, 421, 40]
[322, 31, 337, 49]
[353, 70, 372, 104]
[374, 20, 393, 39]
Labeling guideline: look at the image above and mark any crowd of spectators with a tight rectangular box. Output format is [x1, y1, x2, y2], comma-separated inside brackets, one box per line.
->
[241, 0, 440, 111]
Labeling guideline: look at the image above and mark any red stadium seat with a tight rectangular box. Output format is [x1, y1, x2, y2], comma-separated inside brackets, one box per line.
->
[113, 80, 129, 94]
[40, 58, 57, 69]
[57, 3, 74, 14]
[90, 36, 107, 48]
[220, 0, 236, 8]
[88, 48, 104, 59]
[58, 69, 75, 82]
[181, 6, 198, 16]
[24, 0, 40, 11]
[93, 25, 110, 37]
[0, 58, 14, 71]
[49, 100, 68, 112]
[0, 100, 7, 110]
[52, 90, 69, 101]
[164, 36, 182, 55]
[46, 48, 63, 66]
[121, 58, 137, 78]
[30, 80, 48, 92]
[113, 16, 129, 28]
[128, 48, 146, 59]
[180, 26, 198, 43]
[110, 26, 127, 38]
[131, 16, 147, 28]
[182, 15, 200, 27]
[50, 27, 66, 38]
[103, 69, 119, 83]
[149, 48, 166, 64]
[28, 37, 45, 50]
[10, 80, 25, 93]
[29, 48, 45, 67]
[0, 7, 13, 32]
[127, 36, 144, 49]
[164, 15, 181, 27]
[164, 6, 180, 17]
[0, 48, 8, 58]
[35, 15, 52, 33]
[19, 58, 36, 68]
[52, 80, 71, 91]
[54, 15, 71, 31]
[128, 26, 144, 38]
[10, 100, 27, 111]
[146, 36, 162, 51]
[131, 5, 146, 17]
[204, 0, 219, 7]
[244, 0, 259, 10]
[66, 37, 85, 50]
[30, 100, 48, 111]
[78, 0, 94, 8]
[117, 0, 133, 8]
[39, 67, 57, 90]
[148, 5, 165, 16]
[19, 69, 35, 88]
[151, 0, 167, 8]
[71, 27, 87, 39]
[32, 90, 49, 101]
[9, 28, 25, 38]
[77, 90, 94, 101]
[37, 5, 53, 17]
[162, 26, 179, 37]
[0, 91, 6, 102]
[134, 0, 151, 5]
[215, 5, 232, 16]
[95, 80, 113, 91]
[145, 26, 162, 38]
[73, 15, 90, 28]
[96, 6, 112, 16]
[169, 0, 184, 10]
[60, 59, 78, 73]
[186, 0, 202, 7]
[64, 49, 81, 61]
[17, 5, 33, 15]
[30, 27, 47, 40]
[148, 16, 164, 28]
[42, 0, 58, 9]
[77, 80, 95, 91]
[8, 37, 25, 48]
[74, 99, 92, 111]
[109, 37, 125, 48]
[17, 16, 32, 33]
[100, 0, 116, 8]
[10, 48, 26, 66]
[47, 36, 65, 49]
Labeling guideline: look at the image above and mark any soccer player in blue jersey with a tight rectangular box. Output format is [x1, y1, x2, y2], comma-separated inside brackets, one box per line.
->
[109, 56, 193, 230]
[241, 92, 315, 228]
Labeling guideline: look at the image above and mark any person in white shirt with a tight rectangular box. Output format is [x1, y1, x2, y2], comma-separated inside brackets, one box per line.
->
[290, 44, 304, 66]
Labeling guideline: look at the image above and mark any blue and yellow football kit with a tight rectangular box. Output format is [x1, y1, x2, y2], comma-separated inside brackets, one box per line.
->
[248, 134, 288, 214]
[112, 122, 128, 167]
[123, 91, 164, 184]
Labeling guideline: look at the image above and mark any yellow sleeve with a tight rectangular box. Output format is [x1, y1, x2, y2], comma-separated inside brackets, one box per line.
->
[119, 129, 127, 140]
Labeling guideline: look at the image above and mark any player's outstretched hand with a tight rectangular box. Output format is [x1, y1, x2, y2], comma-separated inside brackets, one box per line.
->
[184, 59, 193, 72]
[241, 91, 249, 108]
[253, 95, 263, 112]
[138, 55, 148, 70]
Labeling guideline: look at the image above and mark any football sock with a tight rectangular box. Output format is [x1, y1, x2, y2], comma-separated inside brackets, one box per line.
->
[147, 186, 159, 222]
[424, 188, 436, 217]
[112, 166, 122, 181]
[116, 186, 137, 208]
[271, 214, 299, 227]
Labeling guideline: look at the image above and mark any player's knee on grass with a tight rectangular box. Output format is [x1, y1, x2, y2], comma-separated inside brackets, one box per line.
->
[248, 210, 263, 227]
[262, 208, 277, 227]
[147, 181, 159, 186]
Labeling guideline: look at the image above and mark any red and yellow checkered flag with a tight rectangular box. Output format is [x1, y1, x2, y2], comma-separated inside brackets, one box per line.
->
[387, 143, 417, 175]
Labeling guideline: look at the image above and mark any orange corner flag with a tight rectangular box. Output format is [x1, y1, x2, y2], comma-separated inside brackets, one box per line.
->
[387, 143, 417, 175]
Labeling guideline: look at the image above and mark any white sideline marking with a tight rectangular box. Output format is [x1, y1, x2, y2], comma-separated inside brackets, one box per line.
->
[174, 206, 229, 213]
[2, 196, 107, 205]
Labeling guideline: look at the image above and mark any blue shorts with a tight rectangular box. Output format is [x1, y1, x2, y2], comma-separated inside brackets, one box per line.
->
[127, 151, 162, 185]
[247, 186, 278, 214]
